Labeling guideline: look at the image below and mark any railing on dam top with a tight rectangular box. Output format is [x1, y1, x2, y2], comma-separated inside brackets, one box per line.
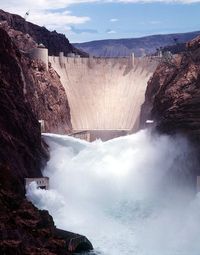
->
[27, 42, 162, 71]
[48, 52, 161, 69]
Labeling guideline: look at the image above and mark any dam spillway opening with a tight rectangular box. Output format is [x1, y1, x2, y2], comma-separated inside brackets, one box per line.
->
[49, 55, 158, 140]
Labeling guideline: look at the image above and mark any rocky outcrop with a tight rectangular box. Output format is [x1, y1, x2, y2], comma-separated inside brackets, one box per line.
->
[0, 20, 37, 52]
[0, 27, 92, 254]
[0, 184, 93, 255]
[0, 21, 72, 134]
[0, 9, 88, 57]
[0, 25, 49, 251]
[22, 58, 72, 134]
[0, 27, 44, 193]
[0, 188, 66, 255]
[140, 36, 200, 139]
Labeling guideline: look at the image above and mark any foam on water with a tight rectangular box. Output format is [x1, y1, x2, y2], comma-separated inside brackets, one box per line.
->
[26, 130, 200, 255]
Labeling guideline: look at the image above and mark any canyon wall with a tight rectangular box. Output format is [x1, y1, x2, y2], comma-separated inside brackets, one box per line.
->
[22, 59, 72, 134]
[0, 9, 87, 57]
[0, 26, 90, 255]
[0, 28, 44, 193]
[140, 36, 200, 140]
[0, 27, 50, 253]
[0, 21, 72, 134]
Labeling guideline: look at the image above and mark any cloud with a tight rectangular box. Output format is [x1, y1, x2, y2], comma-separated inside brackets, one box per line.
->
[1, 0, 200, 16]
[110, 18, 119, 22]
[26, 10, 90, 33]
[0, 0, 99, 13]
[113, 0, 200, 2]
[1, 1, 92, 32]
[1, 0, 200, 34]
[70, 26, 98, 34]
[106, 29, 117, 34]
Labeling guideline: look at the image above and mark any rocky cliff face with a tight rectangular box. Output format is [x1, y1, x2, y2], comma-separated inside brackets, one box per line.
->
[0, 187, 70, 255]
[0, 9, 88, 57]
[0, 27, 48, 253]
[23, 59, 72, 134]
[140, 36, 200, 140]
[0, 27, 91, 255]
[0, 21, 72, 134]
[0, 28, 44, 193]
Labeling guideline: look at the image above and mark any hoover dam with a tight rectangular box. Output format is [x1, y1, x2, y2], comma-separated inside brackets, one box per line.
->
[31, 45, 158, 140]
[48, 53, 158, 140]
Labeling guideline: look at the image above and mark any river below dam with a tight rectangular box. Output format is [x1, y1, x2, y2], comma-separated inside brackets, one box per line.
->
[27, 130, 200, 255]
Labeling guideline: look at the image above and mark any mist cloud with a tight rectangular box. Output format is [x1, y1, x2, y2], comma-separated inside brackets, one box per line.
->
[26, 130, 200, 255]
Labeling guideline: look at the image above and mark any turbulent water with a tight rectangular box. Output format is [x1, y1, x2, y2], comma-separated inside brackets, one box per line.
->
[27, 130, 200, 255]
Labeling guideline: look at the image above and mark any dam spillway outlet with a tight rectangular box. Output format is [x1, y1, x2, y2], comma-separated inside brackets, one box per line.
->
[49, 56, 158, 139]
[69, 130, 129, 142]
[25, 177, 49, 190]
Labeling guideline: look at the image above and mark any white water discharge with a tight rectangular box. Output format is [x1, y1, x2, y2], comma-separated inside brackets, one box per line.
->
[27, 130, 200, 255]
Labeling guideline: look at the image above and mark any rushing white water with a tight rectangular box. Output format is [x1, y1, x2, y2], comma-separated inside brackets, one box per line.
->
[27, 130, 200, 255]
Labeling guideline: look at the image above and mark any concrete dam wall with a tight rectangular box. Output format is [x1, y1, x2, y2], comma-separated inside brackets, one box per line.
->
[49, 54, 158, 139]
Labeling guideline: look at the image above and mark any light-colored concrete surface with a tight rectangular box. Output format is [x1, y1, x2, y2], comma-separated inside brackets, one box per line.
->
[25, 177, 49, 190]
[197, 176, 200, 193]
[30, 47, 48, 70]
[68, 130, 129, 142]
[49, 56, 158, 132]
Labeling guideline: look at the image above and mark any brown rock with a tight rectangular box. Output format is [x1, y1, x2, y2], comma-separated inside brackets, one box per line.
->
[140, 36, 200, 140]
[0, 26, 92, 255]
[23, 59, 72, 134]
[0, 9, 88, 57]
[0, 22, 72, 134]
[0, 27, 44, 194]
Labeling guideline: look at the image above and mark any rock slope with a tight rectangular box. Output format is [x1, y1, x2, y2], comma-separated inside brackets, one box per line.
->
[0, 21, 72, 134]
[0, 28, 44, 193]
[0, 27, 91, 255]
[140, 36, 200, 139]
[0, 9, 88, 57]
[23, 59, 72, 134]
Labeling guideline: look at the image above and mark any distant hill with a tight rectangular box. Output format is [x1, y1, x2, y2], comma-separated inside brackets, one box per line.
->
[74, 31, 200, 57]
[0, 9, 88, 57]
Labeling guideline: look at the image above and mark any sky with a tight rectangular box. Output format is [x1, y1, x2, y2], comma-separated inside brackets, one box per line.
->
[1, 0, 200, 43]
